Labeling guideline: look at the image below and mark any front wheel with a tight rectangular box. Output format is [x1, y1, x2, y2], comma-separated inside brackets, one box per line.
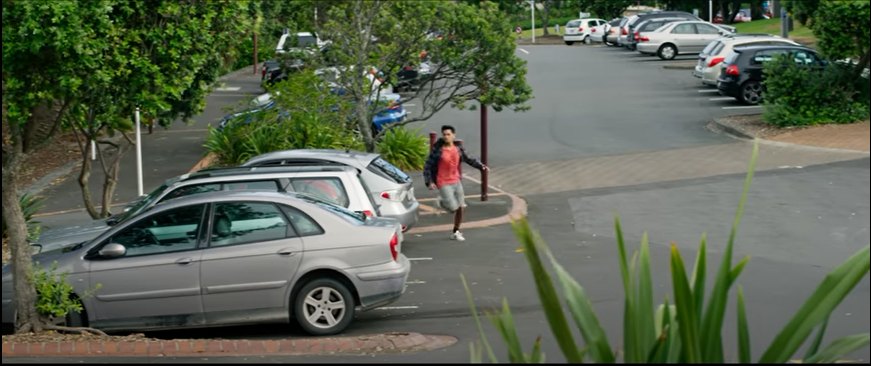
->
[294, 278, 355, 336]
[583, 36, 591, 45]
[739, 81, 763, 105]
[564, 41, 574, 46]
[657, 44, 677, 60]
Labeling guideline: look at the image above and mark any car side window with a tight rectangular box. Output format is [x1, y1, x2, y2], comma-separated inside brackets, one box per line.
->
[792, 51, 819, 65]
[279, 204, 325, 237]
[162, 183, 221, 202]
[210, 202, 292, 247]
[696, 24, 721, 34]
[751, 49, 788, 64]
[288, 177, 350, 208]
[672, 24, 695, 34]
[110, 204, 205, 257]
[224, 180, 280, 192]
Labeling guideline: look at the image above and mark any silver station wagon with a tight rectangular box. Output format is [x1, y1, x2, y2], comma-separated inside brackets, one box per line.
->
[2, 191, 410, 335]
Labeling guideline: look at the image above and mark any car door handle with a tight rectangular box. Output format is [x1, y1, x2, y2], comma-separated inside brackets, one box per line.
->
[175, 257, 196, 265]
[278, 249, 296, 256]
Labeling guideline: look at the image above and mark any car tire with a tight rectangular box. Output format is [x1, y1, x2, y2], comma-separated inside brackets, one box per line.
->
[739, 81, 763, 105]
[657, 44, 677, 60]
[294, 278, 355, 336]
[583, 36, 591, 45]
[564, 41, 574, 46]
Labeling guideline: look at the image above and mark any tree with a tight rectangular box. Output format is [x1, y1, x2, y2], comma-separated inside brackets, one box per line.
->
[784, 0, 821, 26]
[2, 0, 115, 333]
[64, 0, 252, 219]
[314, 0, 532, 152]
[581, 0, 634, 20]
[810, 1, 870, 80]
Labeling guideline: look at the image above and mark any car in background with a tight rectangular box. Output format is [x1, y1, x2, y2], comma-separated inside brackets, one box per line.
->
[636, 21, 735, 60]
[33, 165, 381, 254]
[625, 17, 689, 51]
[717, 45, 824, 104]
[600, 18, 622, 46]
[3, 191, 410, 336]
[625, 11, 701, 48]
[242, 149, 420, 232]
[217, 99, 287, 131]
[563, 18, 607, 45]
[693, 34, 798, 86]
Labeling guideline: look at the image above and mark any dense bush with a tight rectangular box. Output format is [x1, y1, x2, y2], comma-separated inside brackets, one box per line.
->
[763, 56, 870, 127]
[376, 126, 429, 171]
[516, 16, 579, 30]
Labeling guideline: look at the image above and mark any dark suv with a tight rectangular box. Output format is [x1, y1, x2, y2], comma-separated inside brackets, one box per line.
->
[717, 45, 824, 105]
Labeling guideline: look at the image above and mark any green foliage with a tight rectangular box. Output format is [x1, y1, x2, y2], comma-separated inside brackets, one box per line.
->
[2, 193, 44, 242]
[375, 127, 428, 171]
[465, 141, 871, 362]
[515, 16, 579, 30]
[32, 262, 83, 319]
[583, 0, 635, 20]
[763, 55, 869, 127]
[784, 0, 821, 26]
[809, 1, 869, 73]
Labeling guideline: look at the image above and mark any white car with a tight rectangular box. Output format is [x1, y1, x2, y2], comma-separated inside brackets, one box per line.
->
[563, 18, 607, 45]
[693, 34, 798, 86]
[635, 21, 734, 60]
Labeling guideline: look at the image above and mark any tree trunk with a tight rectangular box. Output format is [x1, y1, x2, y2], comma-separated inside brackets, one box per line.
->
[2, 153, 44, 334]
[542, 0, 550, 36]
[727, 0, 742, 24]
[100, 141, 131, 218]
[853, 49, 870, 81]
[78, 142, 100, 219]
[750, 0, 763, 20]
[358, 101, 376, 152]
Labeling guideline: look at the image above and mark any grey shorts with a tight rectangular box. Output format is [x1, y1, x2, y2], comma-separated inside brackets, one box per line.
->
[438, 182, 466, 212]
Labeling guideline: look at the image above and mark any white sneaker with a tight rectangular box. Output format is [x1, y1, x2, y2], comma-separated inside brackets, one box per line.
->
[450, 231, 465, 241]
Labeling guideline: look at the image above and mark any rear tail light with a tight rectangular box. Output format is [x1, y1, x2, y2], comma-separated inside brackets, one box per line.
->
[621, 27, 628, 35]
[633, 31, 639, 38]
[725, 64, 740, 76]
[707, 56, 725, 67]
[578, 26, 584, 32]
[592, 28, 597, 33]
[380, 189, 401, 200]
[363, 210, 375, 218]
[639, 36, 650, 42]
[389, 233, 398, 261]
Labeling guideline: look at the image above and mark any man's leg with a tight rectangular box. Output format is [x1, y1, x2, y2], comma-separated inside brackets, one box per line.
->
[453, 207, 463, 233]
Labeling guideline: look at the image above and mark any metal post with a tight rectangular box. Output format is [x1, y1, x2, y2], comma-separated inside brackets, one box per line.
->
[253, 33, 258, 75]
[90, 140, 96, 161]
[780, 7, 788, 38]
[709, 0, 713, 22]
[135, 108, 143, 197]
[530, 0, 536, 44]
[480, 103, 488, 201]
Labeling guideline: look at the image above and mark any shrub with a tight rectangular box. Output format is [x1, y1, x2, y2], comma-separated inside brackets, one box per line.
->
[763, 55, 870, 127]
[465, 141, 870, 363]
[2, 193, 44, 242]
[376, 126, 428, 171]
[32, 262, 84, 319]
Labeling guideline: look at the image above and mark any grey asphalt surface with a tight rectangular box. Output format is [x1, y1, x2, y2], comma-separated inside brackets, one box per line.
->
[9, 44, 869, 363]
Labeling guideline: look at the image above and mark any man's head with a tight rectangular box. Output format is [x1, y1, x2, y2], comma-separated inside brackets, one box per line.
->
[441, 125, 456, 144]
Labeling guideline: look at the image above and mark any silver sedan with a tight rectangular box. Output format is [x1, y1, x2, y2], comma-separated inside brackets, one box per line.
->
[636, 21, 734, 60]
[2, 191, 410, 336]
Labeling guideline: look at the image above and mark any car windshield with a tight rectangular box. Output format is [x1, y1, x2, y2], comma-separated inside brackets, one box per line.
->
[291, 193, 366, 223]
[109, 180, 176, 225]
[297, 35, 317, 47]
[368, 157, 411, 184]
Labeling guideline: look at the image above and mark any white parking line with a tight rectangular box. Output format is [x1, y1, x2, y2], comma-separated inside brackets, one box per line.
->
[709, 97, 734, 101]
[403, 103, 416, 107]
[697, 89, 719, 93]
[407, 257, 433, 261]
[405, 280, 427, 285]
[722, 106, 762, 110]
[518, 48, 529, 54]
[215, 86, 241, 91]
[375, 306, 419, 310]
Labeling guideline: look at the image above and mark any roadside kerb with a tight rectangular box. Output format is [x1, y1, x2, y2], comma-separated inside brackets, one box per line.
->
[1, 332, 457, 357]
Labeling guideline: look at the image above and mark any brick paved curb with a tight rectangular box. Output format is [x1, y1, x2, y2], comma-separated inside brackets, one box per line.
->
[1, 332, 457, 357]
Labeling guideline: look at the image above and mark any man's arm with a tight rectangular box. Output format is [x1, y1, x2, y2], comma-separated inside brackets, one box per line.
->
[459, 146, 487, 170]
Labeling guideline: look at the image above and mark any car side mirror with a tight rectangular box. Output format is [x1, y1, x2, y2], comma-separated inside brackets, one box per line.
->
[98, 243, 127, 258]
[30, 243, 42, 255]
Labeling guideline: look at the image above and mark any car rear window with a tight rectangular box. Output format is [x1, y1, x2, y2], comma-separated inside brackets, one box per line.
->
[712, 42, 727, 56]
[702, 41, 721, 56]
[368, 157, 411, 184]
[724, 50, 741, 65]
[567, 20, 581, 27]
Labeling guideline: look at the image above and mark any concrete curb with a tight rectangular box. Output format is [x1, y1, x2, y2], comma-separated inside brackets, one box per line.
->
[1, 332, 457, 358]
[707, 118, 755, 139]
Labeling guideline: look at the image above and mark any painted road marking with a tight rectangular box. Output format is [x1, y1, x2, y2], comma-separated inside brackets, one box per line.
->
[518, 48, 529, 54]
[405, 280, 427, 285]
[375, 306, 419, 310]
[407, 257, 433, 261]
[722, 105, 762, 110]
[403, 103, 416, 107]
[215, 86, 241, 91]
[697, 89, 718, 93]
[708, 97, 733, 101]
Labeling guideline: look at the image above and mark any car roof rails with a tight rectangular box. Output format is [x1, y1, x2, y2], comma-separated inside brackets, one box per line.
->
[189, 165, 351, 180]
[728, 33, 777, 37]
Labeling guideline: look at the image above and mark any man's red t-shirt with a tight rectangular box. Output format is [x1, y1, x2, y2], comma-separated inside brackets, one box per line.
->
[436, 145, 460, 188]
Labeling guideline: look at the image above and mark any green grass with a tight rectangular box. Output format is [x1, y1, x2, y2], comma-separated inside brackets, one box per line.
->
[733, 18, 817, 47]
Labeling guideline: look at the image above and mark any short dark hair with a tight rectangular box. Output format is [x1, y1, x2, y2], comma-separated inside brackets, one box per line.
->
[441, 125, 455, 134]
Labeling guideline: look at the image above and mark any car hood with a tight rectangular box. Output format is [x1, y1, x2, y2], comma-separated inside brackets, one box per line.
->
[34, 220, 109, 254]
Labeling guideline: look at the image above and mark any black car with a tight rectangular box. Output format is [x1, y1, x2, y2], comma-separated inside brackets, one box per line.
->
[717, 45, 824, 105]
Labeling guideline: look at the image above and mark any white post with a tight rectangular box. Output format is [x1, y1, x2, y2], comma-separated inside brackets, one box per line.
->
[135, 108, 143, 197]
[709, 0, 713, 22]
[90, 140, 96, 161]
[530, 0, 535, 44]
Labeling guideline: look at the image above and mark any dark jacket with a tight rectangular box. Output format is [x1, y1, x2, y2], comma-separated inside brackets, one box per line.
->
[423, 138, 484, 187]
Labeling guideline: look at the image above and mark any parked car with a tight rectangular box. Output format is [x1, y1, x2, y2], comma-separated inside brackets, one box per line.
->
[3, 191, 410, 336]
[635, 21, 735, 60]
[616, 15, 641, 47]
[625, 17, 689, 51]
[600, 18, 622, 46]
[717, 45, 825, 104]
[693, 34, 798, 86]
[33, 165, 381, 254]
[625, 11, 701, 48]
[563, 18, 607, 45]
[242, 149, 420, 232]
